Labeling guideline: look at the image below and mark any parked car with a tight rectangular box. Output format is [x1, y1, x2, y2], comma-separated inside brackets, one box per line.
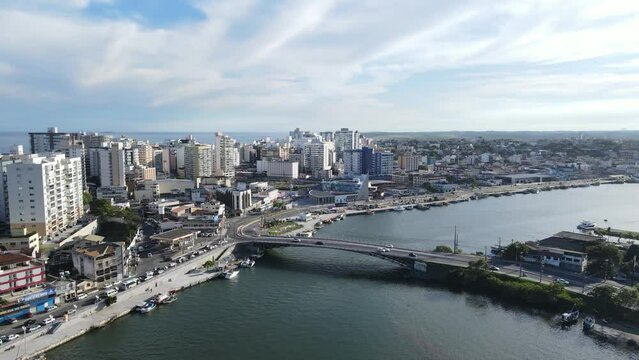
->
[76, 293, 87, 300]
[42, 316, 56, 325]
[168, 262, 177, 268]
[555, 278, 570, 286]
[489, 265, 500, 271]
[27, 325, 41, 333]
[292, 238, 301, 243]
[7, 334, 20, 341]
[315, 241, 324, 245]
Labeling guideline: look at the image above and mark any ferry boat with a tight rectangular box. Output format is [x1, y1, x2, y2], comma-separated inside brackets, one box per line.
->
[577, 220, 596, 231]
[240, 258, 256, 268]
[392, 206, 405, 211]
[223, 269, 240, 279]
[138, 301, 157, 313]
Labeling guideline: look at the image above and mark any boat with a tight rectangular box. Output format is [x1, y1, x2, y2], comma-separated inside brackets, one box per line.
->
[154, 293, 169, 303]
[392, 206, 405, 211]
[138, 301, 157, 313]
[404, 204, 415, 210]
[240, 258, 256, 268]
[560, 305, 579, 325]
[162, 295, 178, 304]
[366, 209, 374, 215]
[314, 222, 323, 229]
[223, 269, 240, 279]
[577, 220, 596, 231]
[416, 204, 430, 210]
[583, 317, 595, 332]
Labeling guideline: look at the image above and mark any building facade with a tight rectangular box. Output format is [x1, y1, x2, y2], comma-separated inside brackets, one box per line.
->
[72, 242, 126, 284]
[7, 154, 84, 239]
[184, 144, 213, 180]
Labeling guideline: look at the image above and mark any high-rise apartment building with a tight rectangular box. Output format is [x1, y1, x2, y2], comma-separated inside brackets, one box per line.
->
[214, 132, 236, 178]
[303, 141, 334, 178]
[184, 144, 213, 180]
[334, 128, 360, 160]
[398, 154, 421, 172]
[96, 143, 126, 187]
[28, 127, 81, 154]
[135, 143, 154, 167]
[6, 154, 83, 239]
[343, 149, 363, 177]
[0, 155, 26, 224]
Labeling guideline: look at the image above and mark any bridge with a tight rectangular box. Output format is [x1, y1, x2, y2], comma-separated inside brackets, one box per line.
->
[228, 213, 478, 269]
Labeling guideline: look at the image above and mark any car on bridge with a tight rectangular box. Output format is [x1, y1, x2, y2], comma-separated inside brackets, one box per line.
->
[315, 241, 324, 245]
[489, 265, 500, 271]
[292, 238, 301, 243]
[555, 278, 570, 286]
[409, 252, 416, 257]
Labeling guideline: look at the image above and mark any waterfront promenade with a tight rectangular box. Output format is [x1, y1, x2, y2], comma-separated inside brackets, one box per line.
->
[0, 245, 234, 360]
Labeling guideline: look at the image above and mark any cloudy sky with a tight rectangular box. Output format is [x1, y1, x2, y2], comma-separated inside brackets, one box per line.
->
[1, 0, 639, 132]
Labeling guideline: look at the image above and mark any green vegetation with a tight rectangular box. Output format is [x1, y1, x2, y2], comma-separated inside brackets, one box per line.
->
[272, 200, 285, 209]
[0, 298, 6, 305]
[82, 191, 93, 205]
[468, 258, 489, 270]
[434, 245, 453, 253]
[501, 241, 528, 261]
[266, 221, 303, 236]
[91, 199, 141, 244]
[595, 227, 639, 241]
[586, 243, 621, 278]
[447, 266, 584, 312]
[203, 260, 215, 270]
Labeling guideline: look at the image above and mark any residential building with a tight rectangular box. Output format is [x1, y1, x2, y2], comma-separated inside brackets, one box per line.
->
[135, 143, 154, 167]
[256, 159, 299, 179]
[0, 154, 25, 224]
[72, 242, 126, 285]
[214, 132, 236, 178]
[28, 127, 80, 154]
[343, 149, 363, 176]
[96, 143, 126, 187]
[303, 141, 334, 178]
[96, 186, 129, 203]
[334, 128, 360, 160]
[133, 166, 156, 181]
[398, 154, 421, 172]
[0, 252, 46, 295]
[7, 154, 84, 239]
[0, 229, 40, 257]
[184, 144, 213, 180]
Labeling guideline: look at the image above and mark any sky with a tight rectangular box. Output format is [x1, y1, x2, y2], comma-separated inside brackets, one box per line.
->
[1, 0, 639, 132]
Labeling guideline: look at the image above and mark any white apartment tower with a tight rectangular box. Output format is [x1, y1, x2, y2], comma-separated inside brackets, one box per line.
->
[97, 143, 126, 187]
[214, 132, 236, 178]
[334, 128, 360, 160]
[184, 144, 213, 180]
[6, 154, 83, 239]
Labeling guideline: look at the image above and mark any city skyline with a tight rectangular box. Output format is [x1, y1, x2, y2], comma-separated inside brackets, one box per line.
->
[2, 1, 639, 132]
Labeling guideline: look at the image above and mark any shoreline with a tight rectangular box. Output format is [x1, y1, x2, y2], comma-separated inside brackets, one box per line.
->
[0, 244, 236, 360]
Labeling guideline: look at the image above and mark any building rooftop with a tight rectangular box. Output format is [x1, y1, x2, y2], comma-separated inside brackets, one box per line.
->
[151, 228, 195, 241]
[0, 252, 34, 267]
[537, 231, 603, 252]
[76, 243, 122, 258]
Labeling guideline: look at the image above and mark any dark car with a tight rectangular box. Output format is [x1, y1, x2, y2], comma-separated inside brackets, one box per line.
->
[409, 252, 417, 257]
[24, 319, 37, 326]
[315, 241, 324, 245]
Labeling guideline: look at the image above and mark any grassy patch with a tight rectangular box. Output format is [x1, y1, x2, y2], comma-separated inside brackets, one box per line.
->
[267, 221, 304, 235]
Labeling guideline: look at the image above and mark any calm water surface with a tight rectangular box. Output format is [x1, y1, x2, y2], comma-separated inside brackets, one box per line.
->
[49, 184, 639, 360]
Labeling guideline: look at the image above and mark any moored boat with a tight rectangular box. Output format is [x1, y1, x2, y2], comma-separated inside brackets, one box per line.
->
[392, 206, 405, 211]
[583, 317, 595, 332]
[240, 258, 256, 268]
[162, 295, 178, 304]
[577, 220, 596, 231]
[138, 301, 157, 313]
[560, 305, 579, 325]
[223, 269, 240, 279]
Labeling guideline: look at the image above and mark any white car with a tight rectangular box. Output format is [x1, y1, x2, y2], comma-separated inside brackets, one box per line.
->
[7, 334, 20, 341]
[384, 244, 394, 248]
[27, 325, 42, 333]
[555, 278, 570, 286]
[76, 293, 87, 300]
[42, 316, 56, 325]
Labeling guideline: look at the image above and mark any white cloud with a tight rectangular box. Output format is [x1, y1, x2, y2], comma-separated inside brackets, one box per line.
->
[0, 0, 639, 131]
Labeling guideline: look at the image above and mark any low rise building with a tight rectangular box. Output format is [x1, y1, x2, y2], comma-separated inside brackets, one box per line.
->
[72, 242, 127, 285]
[0, 252, 46, 295]
[0, 229, 40, 257]
[150, 228, 196, 250]
[96, 186, 129, 203]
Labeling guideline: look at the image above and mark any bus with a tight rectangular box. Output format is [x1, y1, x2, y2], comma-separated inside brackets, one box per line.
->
[118, 277, 139, 292]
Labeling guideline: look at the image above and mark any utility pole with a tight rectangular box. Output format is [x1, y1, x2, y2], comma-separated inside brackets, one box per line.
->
[539, 259, 544, 283]
[484, 246, 488, 262]
[519, 252, 523, 277]
[453, 226, 458, 254]
[632, 256, 636, 286]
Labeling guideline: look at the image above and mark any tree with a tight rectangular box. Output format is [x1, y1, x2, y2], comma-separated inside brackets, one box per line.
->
[502, 242, 529, 261]
[589, 285, 618, 316]
[82, 191, 93, 205]
[434, 245, 453, 253]
[586, 243, 621, 278]
[203, 260, 214, 270]
[614, 288, 639, 309]
[469, 258, 488, 270]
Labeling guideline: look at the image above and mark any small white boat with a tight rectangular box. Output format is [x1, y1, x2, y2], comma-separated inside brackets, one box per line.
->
[404, 205, 415, 210]
[138, 302, 157, 313]
[577, 220, 596, 231]
[154, 293, 169, 304]
[223, 270, 239, 279]
[560, 305, 579, 324]
[240, 258, 256, 268]
[392, 206, 405, 212]
[162, 295, 178, 304]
